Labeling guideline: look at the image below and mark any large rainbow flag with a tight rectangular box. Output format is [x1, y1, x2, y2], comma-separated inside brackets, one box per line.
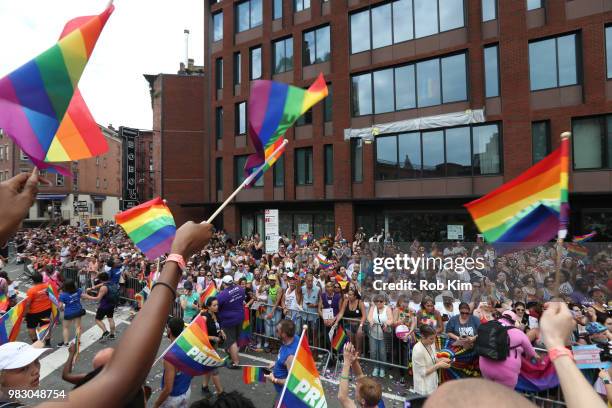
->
[465, 136, 569, 249]
[0, 4, 113, 174]
[244, 74, 328, 187]
[0, 299, 26, 345]
[162, 314, 225, 376]
[276, 330, 327, 408]
[115, 197, 176, 260]
[237, 306, 251, 348]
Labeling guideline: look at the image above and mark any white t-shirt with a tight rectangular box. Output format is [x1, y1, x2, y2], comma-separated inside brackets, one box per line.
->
[408, 301, 422, 314]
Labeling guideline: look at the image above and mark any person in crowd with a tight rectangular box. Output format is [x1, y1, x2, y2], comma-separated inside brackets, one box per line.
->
[58, 279, 86, 347]
[445, 302, 480, 348]
[82, 272, 117, 341]
[586, 287, 609, 324]
[264, 274, 282, 352]
[24, 272, 53, 345]
[319, 280, 343, 349]
[0, 341, 49, 406]
[282, 272, 301, 326]
[367, 294, 393, 377]
[300, 273, 320, 346]
[436, 290, 460, 329]
[200, 297, 224, 397]
[154, 317, 194, 408]
[216, 275, 244, 369]
[479, 310, 539, 389]
[417, 296, 444, 335]
[338, 342, 382, 408]
[179, 281, 199, 323]
[263, 319, 299, 400]
[338, 287, 367, 354]
[392, 294, 416, 385]
[412, 325, 451, 396]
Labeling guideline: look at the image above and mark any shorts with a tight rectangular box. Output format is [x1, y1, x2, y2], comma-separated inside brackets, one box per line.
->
[25, 309, 51, 329]
[95, 306, 115, 320]
[64, 309, 86, 321]
[159, 388, 191, 408]
[221, 324, 241, 349]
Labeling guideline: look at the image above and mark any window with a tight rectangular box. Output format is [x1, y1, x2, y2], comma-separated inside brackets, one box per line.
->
[303, 25, 330, 66]
[3, 145, 6, 160]
[484, 44, 499, 97]
[572, 115, 612, 170]
[234, 52, 241, 85]
[352, 139, 363, 182]
[216, 158, 223, 191]
[215, 58, 223, 90]
[20, 151, 28, 161]
[0, 146, 3, 161]
[529, 33, 579, 91]
[273, 37, 293, 74]
[296, 109, 312, 126]
[351, 52, 468, 116]
[324, 84, 332, 122]
[236, 102, 247, 135]
[213, 12, 223, 41]
[532, 121, 550, 164]
[294, 0, 310, 12]
[250, 46, 262, 80]
[236, 0, 262, 33]
[274, 155, 284, 186]
[96, 178, 100, 188]
[274, 0, 283, 19]
[526, 0, 542, 10]
[375, 123, 502, 179]
[295, 147, 313, 185]
[215, 107, 223, 140]
[324, 145, 333, 185]
[56, 174, 64, 187]
[235, 156, 247, 187]
[482, 0, 497, 21]
[606, 26, 612, 79]
[94, 201, 103, 216]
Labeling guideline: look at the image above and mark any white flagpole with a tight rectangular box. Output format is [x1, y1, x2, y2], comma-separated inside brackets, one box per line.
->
[276, 325, 308, 408]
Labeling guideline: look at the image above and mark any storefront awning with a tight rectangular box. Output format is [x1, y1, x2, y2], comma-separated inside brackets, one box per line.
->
[91, 195, 107, 201]
[36, 194, 67, 201]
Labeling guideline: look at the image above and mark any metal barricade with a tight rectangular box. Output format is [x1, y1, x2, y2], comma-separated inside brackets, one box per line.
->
[517, 348, 566, 407]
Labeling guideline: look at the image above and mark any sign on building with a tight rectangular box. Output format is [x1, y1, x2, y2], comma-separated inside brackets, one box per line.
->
[447, 225, 464, 240]
[120, 127, 139, 210]
[264, 209, 279, 254]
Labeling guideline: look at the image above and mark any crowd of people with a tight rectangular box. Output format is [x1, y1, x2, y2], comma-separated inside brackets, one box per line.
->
[0, 170, 611, 407]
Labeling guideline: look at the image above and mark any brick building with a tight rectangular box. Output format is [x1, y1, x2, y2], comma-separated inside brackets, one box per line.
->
[135, 130, 161, 203]
[159, 0, 612, 241]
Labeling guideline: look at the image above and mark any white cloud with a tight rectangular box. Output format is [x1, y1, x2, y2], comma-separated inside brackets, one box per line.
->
[0, 0, 204, 130]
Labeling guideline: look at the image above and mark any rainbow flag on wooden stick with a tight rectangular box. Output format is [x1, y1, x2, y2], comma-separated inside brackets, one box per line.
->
[37, 285, 60, 341]
[87, 233, 101, 244]
[0, 4, 113, 174]
[573, 232, 596, 243]
[0, 298, 26, 345]
[242, 366, 266, 384]
[115, 197, 176, 260]
[329, 325, 347, 352]
[465, 136, 569, 251]
[244, 74, 328, 187]
[199, 282, 218, 306]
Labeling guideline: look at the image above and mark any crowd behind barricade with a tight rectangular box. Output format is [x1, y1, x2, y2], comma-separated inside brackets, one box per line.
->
[3, 220, 612, 407]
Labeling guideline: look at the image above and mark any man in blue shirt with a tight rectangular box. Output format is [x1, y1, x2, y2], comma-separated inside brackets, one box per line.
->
[217, 275, 245, 369]
[264, 319, 299, 397]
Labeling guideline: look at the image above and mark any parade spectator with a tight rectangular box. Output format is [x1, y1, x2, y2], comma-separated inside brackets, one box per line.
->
[58, 279, 86, 347]
[392, 294, 416, 384]
[412, 325, 450, 395]
[338, 287, 367, 354]
[179, 281, 199, 323]
[264, 274, 282, 352]
[301, 273, 321, 344]
[367, 294, 393, 377]
[216, 275, 245, 368]
[416, 297, 444, 334]
[445, 302, 480, 348]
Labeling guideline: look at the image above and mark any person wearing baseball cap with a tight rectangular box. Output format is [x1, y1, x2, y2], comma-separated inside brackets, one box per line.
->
[585, 322, 609, 345]
[0, 341, 49, 403]
[216, 274, 245, 369]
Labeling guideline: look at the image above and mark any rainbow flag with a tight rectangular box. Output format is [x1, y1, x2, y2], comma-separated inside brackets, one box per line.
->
[134, 291, 145, 309]
[330, 325, 347, 352]
[199, 282, 218, 306]
[87, 233, 101, 244]
[316, 254, 333, 270]
[146, 270, 159, 291]
[242, 366, 266, 384]
[115, 197, 176, 260]
[237, 306, 251, 348]
[244, 74, 328, 187]
[73, 326, 81, 364]
[299, 233, 309, 247]
[566, 242, 588, 258]
[465, 136, 569, 249]
[0, 299, 26, 345]
[276, 331, 327, 408]
[162, 314, 225, 376]
[37, 285, 60, 341]
[0, 293, 8, 314]
[573, 232, 596, 243]
[0, 5, 113, 174]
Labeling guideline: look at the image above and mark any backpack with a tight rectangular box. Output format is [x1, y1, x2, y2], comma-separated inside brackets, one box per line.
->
[104, 283, 120, 306]
[475, 320, 518, 360]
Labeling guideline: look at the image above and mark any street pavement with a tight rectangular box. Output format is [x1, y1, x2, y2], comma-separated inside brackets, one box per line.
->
[5, 263, 409, 407]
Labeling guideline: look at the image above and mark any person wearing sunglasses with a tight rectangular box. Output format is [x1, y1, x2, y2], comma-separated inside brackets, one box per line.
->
[367, 295, 394, 377]
[446, 302, 480, 349]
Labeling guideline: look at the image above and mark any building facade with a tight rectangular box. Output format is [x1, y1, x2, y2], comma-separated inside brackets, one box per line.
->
[184, 0, 612, 241]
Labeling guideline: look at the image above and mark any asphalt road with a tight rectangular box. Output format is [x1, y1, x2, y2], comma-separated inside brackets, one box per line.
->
[5, 263, 409, 407]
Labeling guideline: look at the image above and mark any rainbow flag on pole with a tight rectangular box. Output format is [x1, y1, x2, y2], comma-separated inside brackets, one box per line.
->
[37, 285, 60, 341]
[87, 233, 101, 244]
[465, 136, 570, 250]
[316, 254, 333, 270]
[237, 306, 251, 348]
[573, 231, 596, 243]
[329, 325, 347, 352]
[162, 314, 225, 376]
[244, 74, 328, 187]
[0, 298, 26, 345]
[566, 242, 588, 258]
[199, 282, 218, 306]
[0, 293, 8, 314]
[242, 366, 266, 384]
[0, 4, 113, 174]
[73, 326, 81, 364]
[115, 197, 176, 260]
[276, 330, 327, 408]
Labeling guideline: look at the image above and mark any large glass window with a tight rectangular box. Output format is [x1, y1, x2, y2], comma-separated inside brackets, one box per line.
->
[351, 73, 373, 116]
[422, 131, 445, 178]
[532, 121, 550, 164]
[484, 44, 500, 97]
[236, 102, 247, 135]
[250, 46, 262, 80]
[441, 53, 467, 103]
[235, 155, 247, 187]
[572, 116, 605, 170]
[216, 158, 223, 191]
[529, 33, 579, 91]
[439, 0, 464, 32]
[215, 58, 223, 90]
[213, 12, 223, 42]
[417, 59, 441, 107]
[482, 0, 497, 21]
[372, 4, 392, 49]
[273, 37, 293, 74]
[324, 145, 333, 185]
[274, 0, 283, 20]
[234, 52, 241, 85]
[398, 132, 421, 178]
[274, 155, 284, 186]
[414, 0, 438, 38]
[393, 0, 413, 43]
[303, 25, 330, 66]
[527, 0, 542, 10]
[373, 69, 394, 114]
[215, 107, 223, 140]
[472, 124, 501, 175]
[376, 136, 398, 180]
[295, 147, 313, 185]
[236, 0, 262, 33]
[445, 127, 471, 176]
[395, 65, 416, 110]
[324, 84, 332, 122]
[607, 26, 612, 79]
[350, 10, 370, 54]
[294, 0, 310, 12]
[352, 139, 363, 182]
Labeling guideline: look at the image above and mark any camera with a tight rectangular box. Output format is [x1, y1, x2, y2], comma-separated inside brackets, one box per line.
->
[596, 341, 612, 363]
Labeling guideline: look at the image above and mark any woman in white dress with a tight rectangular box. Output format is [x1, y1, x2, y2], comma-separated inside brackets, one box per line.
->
[411, 325, 450, 396]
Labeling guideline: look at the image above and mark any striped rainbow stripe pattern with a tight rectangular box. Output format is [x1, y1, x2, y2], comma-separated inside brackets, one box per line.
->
[331, 325, 347, 352]
[242, 366, 266, 384]
[0, 299, 26, 345]
[573, 231, 596, 243]
[0, 293, 8, 314]
[0, 5, 113, 173]
[316, 253, 333, 270]
[115, 197, 176, 260]
[37, 284, 61, 341]
[199, 283, 218, 306]
[237, 306, 251, 348]
[465, 136, 569, 247]
[244, 74, 328, 187]
[162, 315, 225, 376]
[87, 233, 101, 244]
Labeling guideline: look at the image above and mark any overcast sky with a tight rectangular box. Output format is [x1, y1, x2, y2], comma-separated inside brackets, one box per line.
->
[0, 0, 204, 130]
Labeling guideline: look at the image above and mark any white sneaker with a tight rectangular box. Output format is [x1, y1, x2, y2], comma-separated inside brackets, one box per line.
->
[379, 369, 385, 377]
[372, 368, 379, 377]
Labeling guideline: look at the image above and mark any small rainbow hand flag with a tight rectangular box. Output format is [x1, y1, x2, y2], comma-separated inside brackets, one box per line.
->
[0, 4, 113, 174]
[316, 254, 333, 270]
[0, 293, 8, 314]
[0, 299, 26, 345]
[162, 315, 225, 376]
[199, 282, 218, 306]
[566, 242, 588, 258]
[330, 325, 347, 352]
[115, 197, 176, 260]
[87, 233, 101, 244]
[244, 74, 328, 187]
[242, 366, 266, 384]
[237, 306, 251, 348]
[37, 284, 61, 341]
[573, 232, 596, 243]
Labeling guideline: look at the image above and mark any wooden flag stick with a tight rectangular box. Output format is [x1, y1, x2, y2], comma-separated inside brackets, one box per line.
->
[204, 139, 288, 224]
[554, 131, 571, 296]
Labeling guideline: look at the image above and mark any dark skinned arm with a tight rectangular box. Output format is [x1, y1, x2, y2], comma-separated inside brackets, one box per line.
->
[62, 344, 87, 385]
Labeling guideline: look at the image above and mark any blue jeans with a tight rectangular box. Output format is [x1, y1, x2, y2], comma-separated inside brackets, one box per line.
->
[369, 335, 387, 370]
[264, 308, 282, 347]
